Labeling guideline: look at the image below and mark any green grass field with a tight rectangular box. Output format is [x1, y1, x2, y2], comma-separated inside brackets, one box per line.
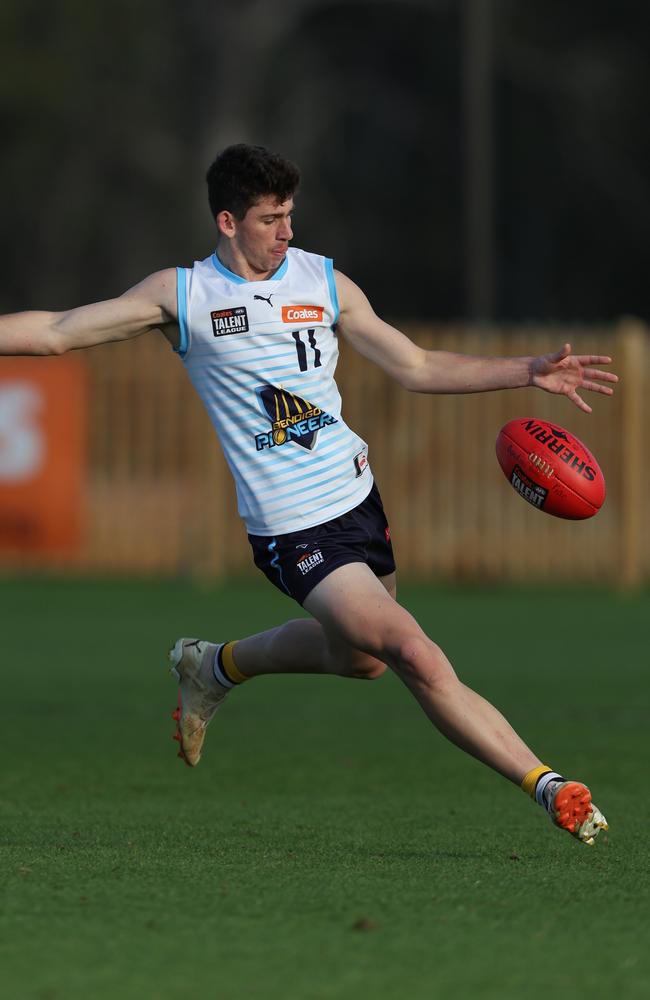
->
[2, 578, 649, 999]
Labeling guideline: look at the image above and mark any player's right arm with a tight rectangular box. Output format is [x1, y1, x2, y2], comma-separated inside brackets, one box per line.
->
[0, 268, 179, 356]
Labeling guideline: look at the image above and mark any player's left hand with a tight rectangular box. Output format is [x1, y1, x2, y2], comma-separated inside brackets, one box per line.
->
[531, 343, 619, 413]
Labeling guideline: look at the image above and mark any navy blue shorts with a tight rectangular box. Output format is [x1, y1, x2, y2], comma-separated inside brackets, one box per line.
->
[248, 482, 396, 606]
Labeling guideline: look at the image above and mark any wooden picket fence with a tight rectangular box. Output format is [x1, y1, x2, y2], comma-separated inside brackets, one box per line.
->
[13, 320, 650, 585]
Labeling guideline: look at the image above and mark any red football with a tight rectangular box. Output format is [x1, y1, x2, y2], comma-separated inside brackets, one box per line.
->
[496, 417, 605, 519]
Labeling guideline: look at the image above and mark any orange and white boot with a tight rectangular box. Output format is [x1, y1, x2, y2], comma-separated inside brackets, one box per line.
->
[548, 780, 608, 846]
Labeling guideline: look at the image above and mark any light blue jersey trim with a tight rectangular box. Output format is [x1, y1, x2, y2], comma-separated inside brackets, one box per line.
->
[325, 258, 340, 325]
[175, 267, 189, 358]
[269, 257, 289, 281]
[212, 252, 289, 284]
[268, 539, 290, 594]
[212, 253, 247, 284]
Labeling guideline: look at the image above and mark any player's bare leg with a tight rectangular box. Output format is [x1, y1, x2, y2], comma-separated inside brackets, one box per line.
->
[168, 563, 607, 842]
[301, 564, 607, 844]
[231, 573, 397, 682]
[303, 564, 541, 784]
[233, 617, 536, 780]
[168, 577, 392, 765]
[171, 565, 538, 779]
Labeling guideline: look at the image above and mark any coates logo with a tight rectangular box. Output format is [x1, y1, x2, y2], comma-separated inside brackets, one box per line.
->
[282, 305, 324, 323]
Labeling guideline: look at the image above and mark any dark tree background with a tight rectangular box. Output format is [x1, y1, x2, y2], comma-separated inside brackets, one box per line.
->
[1, 0, 649, 322]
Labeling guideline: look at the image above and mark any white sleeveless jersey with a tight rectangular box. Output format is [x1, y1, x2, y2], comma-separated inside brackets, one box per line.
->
[175, 247, 373, 535]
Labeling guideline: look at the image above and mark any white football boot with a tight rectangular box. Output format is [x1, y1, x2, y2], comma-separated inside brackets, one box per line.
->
[169, 638, 230, 767]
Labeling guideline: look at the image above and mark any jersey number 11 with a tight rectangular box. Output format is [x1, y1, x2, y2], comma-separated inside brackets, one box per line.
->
[292, 329, 321, 372]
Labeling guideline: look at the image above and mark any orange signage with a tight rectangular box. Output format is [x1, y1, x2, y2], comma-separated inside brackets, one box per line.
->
[0, 357, 87, 557]
[281, 305, 324, 323]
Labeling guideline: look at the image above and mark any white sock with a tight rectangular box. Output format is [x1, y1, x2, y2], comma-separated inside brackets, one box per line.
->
[535, 771, 565, 810]
[212, 644, 236, 689]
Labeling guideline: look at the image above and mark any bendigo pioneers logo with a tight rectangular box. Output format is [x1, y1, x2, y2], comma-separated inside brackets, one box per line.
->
[281, 305, 324, 323]
[254, 384, 337, 451]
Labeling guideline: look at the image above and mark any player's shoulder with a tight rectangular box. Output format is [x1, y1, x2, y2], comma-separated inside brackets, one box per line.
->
[287, 246, 328, 263]
[180, 253, 215, 276]
[286, 246, 334, 283]
[330, 269, 365, 304]
[124, 267, 178, 308]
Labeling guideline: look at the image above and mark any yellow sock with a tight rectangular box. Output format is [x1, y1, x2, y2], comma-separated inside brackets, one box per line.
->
[221, 640, 249, 685]
[521, 764, 553, 799]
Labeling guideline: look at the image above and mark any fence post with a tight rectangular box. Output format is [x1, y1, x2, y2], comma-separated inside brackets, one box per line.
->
[617, 317, 646, 589]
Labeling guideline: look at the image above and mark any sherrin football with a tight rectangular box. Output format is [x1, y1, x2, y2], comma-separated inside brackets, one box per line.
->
[496, 418, 605, 520]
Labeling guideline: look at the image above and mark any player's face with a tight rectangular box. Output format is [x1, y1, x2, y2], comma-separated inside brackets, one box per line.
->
[234, 196, 294, 275]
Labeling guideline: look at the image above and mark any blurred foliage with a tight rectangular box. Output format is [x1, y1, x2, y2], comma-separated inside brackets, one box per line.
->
[1, 0, 649, 320]
[497, 0, 650, 320]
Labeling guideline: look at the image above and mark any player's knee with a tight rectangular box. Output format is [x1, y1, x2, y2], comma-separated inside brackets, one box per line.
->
[351, 658, 387, 680]
[392, 635, 455, 690]
[332, 650, 387, 680]
[346, 653, 386, 681]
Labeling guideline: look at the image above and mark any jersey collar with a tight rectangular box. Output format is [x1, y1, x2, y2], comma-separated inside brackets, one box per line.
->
[211, 252, 289, 284]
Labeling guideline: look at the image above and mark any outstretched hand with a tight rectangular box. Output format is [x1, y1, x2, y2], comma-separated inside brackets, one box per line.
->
[531, 343, 618, 413]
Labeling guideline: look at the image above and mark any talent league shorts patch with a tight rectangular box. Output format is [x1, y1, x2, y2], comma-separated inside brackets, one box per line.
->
[248, 482, 396, 606]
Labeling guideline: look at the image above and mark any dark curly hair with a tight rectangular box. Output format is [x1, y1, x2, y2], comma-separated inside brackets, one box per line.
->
[206, 144, 300, 220]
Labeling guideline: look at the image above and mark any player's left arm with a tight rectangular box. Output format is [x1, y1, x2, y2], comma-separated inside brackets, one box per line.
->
[334, 271, 618, 413]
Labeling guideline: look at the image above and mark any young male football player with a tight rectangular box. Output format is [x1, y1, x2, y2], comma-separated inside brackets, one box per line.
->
[0, 144, 617, 845]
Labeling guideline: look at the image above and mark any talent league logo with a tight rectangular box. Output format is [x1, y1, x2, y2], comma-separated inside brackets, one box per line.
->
[211, 306, 249, 336]
[296, 549, 324, 576]
[254, 383, 337, 451]
[510, 463, 548, 509]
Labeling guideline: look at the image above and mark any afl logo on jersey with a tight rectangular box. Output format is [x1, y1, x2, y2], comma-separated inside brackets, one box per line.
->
[281, 305, 324, 323]
[211, 306, 249, 336]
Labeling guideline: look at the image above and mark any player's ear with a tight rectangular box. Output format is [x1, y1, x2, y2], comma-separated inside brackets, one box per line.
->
[216, 210, 237, 239]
